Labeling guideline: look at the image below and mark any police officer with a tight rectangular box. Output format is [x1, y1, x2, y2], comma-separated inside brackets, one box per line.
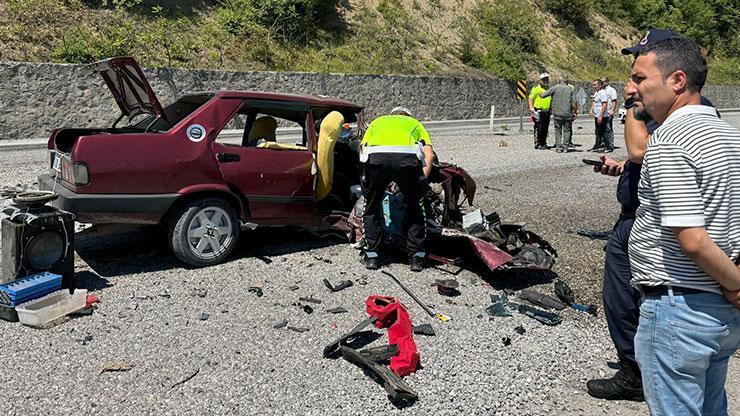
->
[528, 73, 552, 149]
[359, 106, 433, 272]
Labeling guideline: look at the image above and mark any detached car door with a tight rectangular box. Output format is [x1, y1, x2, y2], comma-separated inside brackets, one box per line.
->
[212, 100, 316, 220]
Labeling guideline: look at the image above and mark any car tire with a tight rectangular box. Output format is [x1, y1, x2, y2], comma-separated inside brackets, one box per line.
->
[169, 198, 240, 267]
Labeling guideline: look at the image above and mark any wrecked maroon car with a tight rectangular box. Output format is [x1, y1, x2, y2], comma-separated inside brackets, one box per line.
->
[39, 56, 555, 271]
[40, 57, 366, 266]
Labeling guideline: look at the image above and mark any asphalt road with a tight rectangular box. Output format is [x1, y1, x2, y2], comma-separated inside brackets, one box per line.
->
[0, 116, 739, 415]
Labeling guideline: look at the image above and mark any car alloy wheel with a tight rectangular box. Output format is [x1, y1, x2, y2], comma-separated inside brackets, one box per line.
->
[187, 206, 234, 260]
[169, 198, 240, 267]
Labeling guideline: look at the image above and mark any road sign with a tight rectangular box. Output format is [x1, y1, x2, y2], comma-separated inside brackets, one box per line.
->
[516, 80, 527, 100]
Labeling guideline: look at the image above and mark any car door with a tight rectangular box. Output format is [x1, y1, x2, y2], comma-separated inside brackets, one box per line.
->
[212, 101, 316, 220]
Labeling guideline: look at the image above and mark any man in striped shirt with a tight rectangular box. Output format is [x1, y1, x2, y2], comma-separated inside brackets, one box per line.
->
[627, 36, 740, 415]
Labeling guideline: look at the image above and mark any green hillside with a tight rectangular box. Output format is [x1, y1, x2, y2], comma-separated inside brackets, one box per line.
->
[0, 0, 737, 84]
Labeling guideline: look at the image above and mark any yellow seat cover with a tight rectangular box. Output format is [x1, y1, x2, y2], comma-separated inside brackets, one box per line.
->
[316, 111, 344, 200]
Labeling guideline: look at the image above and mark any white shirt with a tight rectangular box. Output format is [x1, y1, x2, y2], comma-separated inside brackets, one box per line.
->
[592, 90, 609, 117]
[603, 85, 618, 116]
[629, 105, 740, 294]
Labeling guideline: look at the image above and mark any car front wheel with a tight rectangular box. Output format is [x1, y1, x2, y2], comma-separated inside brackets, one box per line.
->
[169, 198, 240, 267]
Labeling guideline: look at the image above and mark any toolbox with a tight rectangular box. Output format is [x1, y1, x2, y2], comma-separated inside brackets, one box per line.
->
[0, 272, 62, 307]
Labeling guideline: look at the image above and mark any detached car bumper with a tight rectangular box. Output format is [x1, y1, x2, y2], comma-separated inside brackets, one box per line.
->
[38, 174, 179, 224]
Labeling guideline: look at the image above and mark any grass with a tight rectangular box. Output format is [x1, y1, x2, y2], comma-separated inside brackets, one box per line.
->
[0, 0, 736, 85]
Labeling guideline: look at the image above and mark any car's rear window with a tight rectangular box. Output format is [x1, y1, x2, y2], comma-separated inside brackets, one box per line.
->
[131, 93, 214, 132]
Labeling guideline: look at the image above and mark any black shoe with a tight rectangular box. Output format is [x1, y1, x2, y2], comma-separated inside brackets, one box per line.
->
[362, 253, 379, 270]
[409, 256, 424, 272]
[604, 148, 614, 153]
[587, 369, 644, 402]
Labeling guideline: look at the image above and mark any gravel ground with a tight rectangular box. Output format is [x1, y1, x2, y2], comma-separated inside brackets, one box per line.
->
[1, 119, 738, 416]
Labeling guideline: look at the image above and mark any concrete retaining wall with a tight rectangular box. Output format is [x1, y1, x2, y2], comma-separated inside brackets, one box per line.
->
[0, 61, 738, 140]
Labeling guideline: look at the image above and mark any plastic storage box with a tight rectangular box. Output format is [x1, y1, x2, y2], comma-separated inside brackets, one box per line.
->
[15, 289, 87, 328]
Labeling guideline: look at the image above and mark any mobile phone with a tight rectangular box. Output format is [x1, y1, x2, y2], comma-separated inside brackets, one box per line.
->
[582, 158, 604, 168]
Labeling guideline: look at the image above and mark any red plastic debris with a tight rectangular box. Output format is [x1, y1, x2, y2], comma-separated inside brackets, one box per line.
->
[84, 294, 100, 309]
[365, 295, 420, 377]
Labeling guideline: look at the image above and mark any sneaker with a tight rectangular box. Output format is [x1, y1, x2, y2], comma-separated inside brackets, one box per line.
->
[361, 252, 379, 270]
[604, 148, 614, 153]
[554, 147, 564, 153]
[568, 143, 576, 148]
[586, 368, 644, 402]
[409, 256, 425, 272]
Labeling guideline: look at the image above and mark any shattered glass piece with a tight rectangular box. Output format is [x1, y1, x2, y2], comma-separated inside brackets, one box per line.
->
[485, 292, 512, 317]
[512, 302, 562, 326]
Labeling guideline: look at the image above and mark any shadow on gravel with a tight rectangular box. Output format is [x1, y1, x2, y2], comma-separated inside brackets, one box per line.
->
[237, 227, 344, 258]
[75, 225, 345, 278]
[74, 270, 112, 291]
[75, 225, 178, 278]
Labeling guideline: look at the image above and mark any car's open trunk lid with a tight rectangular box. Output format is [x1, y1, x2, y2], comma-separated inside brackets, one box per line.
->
[90, 57, 167, 123]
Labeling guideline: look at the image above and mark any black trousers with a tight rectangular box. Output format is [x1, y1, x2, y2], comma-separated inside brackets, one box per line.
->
[361, 153, 426, 256]
[534, 110, 550, 147]
[593, 117, 608, 149]
[533, 110, 550, 147]
[603, 216, 641, 374]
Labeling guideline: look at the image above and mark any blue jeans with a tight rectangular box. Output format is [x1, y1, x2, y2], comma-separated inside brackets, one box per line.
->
[635, 289, 740, 415]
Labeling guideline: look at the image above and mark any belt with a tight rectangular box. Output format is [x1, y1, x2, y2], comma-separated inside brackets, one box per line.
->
[534, 108, 550, 112]
[638, 285, 708, 298]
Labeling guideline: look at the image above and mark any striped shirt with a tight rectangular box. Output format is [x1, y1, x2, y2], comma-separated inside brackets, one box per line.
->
[629, 105, 740, 294]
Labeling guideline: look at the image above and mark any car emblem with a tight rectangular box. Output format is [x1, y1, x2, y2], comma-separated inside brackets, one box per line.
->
[639, 31, 650, 45]
[186, 124, 206, 142]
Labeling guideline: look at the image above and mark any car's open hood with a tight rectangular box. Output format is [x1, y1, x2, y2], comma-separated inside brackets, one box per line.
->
[90, 57, 167, 122]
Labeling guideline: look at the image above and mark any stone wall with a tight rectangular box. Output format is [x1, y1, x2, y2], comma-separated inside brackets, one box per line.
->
[0, 61, 738, 141]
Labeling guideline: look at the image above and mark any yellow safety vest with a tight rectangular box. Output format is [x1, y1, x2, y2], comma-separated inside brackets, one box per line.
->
[530, 85, 552, 111]
[361, 115, 432, 157]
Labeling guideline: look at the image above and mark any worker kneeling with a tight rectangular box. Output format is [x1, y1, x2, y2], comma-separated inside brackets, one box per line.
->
[360, 106, 434, 272]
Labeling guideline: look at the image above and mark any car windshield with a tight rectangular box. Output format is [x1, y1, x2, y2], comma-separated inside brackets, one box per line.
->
[129, 93, 214, 132]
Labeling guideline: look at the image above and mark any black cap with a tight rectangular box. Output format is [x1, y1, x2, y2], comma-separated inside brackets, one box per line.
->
[621, 29, 678, 55]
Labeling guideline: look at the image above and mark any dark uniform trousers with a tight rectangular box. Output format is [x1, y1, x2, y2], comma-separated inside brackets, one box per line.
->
[533, 110, 551, 148]
[361, 153, 426, 256]
[602, 215, 641, 373]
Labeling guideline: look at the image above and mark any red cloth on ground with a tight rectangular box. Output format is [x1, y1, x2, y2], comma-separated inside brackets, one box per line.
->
[366, 295, 420, 376]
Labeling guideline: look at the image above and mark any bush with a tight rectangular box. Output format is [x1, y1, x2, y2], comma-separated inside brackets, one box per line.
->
[545, 0, 593, 26]
[216, 0, 346, 43]
[473, 0, 539, 78]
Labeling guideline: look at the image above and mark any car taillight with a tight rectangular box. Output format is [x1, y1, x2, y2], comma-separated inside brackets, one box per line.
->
[60, 157, 89, 186]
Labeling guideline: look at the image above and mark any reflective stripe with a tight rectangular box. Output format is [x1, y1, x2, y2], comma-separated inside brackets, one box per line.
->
[364, 146, 419, 155]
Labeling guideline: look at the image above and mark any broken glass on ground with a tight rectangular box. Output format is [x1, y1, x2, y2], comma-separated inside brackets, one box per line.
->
[511, 302, 562, 326]
[485, 292, 513, 317]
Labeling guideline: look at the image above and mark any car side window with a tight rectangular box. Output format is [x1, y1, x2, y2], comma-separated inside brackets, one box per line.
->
[214, 113, 248, 145]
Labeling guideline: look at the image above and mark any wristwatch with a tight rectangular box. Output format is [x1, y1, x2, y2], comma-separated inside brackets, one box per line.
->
[624, 98, 635, 109]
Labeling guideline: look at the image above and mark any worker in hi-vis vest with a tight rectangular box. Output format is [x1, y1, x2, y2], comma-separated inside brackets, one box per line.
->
[359, 106, 434, 272]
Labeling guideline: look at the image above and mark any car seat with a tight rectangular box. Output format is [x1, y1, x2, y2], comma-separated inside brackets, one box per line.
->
[247, 116, 277, 146]
[316, 111, 344, 200]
